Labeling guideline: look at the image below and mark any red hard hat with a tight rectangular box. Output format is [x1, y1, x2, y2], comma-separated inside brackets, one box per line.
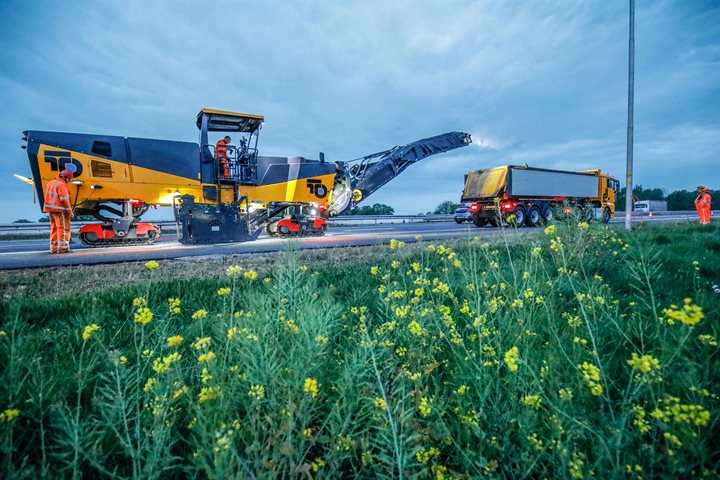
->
[60, 169, 74, 179]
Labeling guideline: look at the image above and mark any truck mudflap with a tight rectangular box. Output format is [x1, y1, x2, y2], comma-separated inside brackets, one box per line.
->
[174, 195, 262, 244]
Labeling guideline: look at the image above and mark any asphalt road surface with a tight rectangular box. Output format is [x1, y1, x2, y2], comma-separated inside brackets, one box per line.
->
[0, 215, 701, 270]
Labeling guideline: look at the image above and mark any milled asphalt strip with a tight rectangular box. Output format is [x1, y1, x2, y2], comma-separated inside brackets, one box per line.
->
[0, 224, 511, 270]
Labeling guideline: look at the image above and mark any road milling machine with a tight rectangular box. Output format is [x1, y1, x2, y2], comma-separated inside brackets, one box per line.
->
[21, 109, 472, 245]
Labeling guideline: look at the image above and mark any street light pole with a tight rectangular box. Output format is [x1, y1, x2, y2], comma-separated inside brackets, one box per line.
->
[625, 0, 635, 231]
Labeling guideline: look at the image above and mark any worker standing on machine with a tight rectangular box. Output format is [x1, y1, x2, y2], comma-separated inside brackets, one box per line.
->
[216, 135, 232, 178]
[43, 170, 74, 254]
[695, 186, 712, 225]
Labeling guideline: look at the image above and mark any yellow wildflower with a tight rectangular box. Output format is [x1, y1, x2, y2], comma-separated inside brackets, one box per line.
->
[544, 224, 556, 235]
[391, 260, 400, 269]
[226, 265, 243, 276]
[627, 353, 661, 373]
[312, 457, 325, 472]
[374, 397, 387, 410]
[662, 298, 704, 326]
[453, 259, 462, 268]
[119, 355, 128, 365]
[197, 351, 216, 363]
[227, 327, 238, 340]
[198, 386, 220, 403]
[143, 377, 156, 393]
[192, 337, 211, 350]
[304, 428, 313, 438]
[0, 409, 20, 422]
[217, 287, 231, 296]
[408, 321, 426, 336]
[243, 270, 258, 280]
[191, 309, 208, 320]
[132, 297, 147, 308]
[173, 385, 189, 399]
[82, 323, 100, 341]
[167, 335, 183, 347]
[144, 260, 159, 270]
[201, 367, 212, 383]
[370, 266, 379, 276]
[418, 396, 432, 417]
[134, 307, 153, 325]
[416, 447, 440, 464]
[504, 346, 519, 372]
[153, 352, 182, 374]
[698, 334, 718, 347]
[248, 384, 265, 401]
[578, 362, 603, 396]
[456, 385, 469, 395]
[522, 395, 542, 410]
[578, 222, 589, 230]
[555, 388, 572, 401]
[167, 297, 181, 314]
[531, 246, 542, 257]
[412, 262, 421, 272]
[304, 377, 319, 398]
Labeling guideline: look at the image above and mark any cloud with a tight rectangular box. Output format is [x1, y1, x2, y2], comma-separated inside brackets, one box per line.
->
[0, 0, 717, 223]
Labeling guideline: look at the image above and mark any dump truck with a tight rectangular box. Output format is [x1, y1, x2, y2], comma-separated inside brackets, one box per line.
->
[20, 109, 472, 245]
[460, 165, 620, 227]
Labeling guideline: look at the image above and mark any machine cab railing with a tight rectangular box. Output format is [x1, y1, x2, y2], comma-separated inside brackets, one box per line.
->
[207, 143, 259, 183]
[197, 108, 264, 185]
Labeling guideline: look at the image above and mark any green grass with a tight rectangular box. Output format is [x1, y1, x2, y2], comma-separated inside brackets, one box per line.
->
[1, 222, 718, 479]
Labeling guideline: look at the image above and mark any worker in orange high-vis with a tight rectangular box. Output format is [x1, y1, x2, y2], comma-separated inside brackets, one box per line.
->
[696, 187, 712, 225]
[215, 135, 231, 177]
[43, 170, 74, 253]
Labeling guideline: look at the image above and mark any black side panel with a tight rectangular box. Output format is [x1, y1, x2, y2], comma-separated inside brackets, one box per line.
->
[174, 195, 262, 244]
[255, 156, 335, 185]
[203, 185, 218, 201]
[126, 138, 199, 181]
[24, 131, 129, 163]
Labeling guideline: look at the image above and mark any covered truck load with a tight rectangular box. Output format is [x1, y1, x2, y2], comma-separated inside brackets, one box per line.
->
[462, 165, 619, 227]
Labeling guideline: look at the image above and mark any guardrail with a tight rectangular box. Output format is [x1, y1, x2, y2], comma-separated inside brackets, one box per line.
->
[0, 211, 713, 236]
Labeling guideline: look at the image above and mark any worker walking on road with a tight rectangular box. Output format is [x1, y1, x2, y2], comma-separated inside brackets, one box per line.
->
[695, 186, 712, 225]
[216, 135, 231, 178]
[43, 170, 74, 253]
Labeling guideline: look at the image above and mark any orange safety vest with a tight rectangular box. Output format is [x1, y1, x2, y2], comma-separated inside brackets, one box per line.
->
[699, 192, 711, 208]
[43, 178, 72, 213]
[216, 139, 229, 158]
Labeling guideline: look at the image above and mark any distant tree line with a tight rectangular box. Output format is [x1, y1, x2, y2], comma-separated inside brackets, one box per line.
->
[347, 203, 395, 215]
[616, 185, 718, 211]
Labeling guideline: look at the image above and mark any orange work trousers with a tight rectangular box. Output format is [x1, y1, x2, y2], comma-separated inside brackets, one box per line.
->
[700, 207, 711, 225]
[49, 212, 72, 253]
[218, 156, 229, 177]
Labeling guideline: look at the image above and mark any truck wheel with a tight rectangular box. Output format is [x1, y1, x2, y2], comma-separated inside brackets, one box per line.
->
[526, 206, 541, 227]
[602, 207, 611, 223]
[541, 205, 553, 223]
[509, 206, 526, 227]
[473, 216, 487, 228]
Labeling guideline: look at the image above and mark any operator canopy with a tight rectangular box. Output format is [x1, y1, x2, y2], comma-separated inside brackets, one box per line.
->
[196, 108, 264, 133]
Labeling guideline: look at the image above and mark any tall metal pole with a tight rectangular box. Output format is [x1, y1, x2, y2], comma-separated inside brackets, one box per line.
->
[625, 0, 635, 230]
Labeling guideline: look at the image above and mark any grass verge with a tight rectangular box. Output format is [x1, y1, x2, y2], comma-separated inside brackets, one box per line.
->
[1, 222, 718, 478]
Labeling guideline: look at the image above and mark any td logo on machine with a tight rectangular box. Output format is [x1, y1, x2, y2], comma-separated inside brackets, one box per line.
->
[44, 150, 84, 178]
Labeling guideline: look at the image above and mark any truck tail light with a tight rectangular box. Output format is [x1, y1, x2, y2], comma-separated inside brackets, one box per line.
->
[502, 201, 516, 210]
[563, 207, 572, 214]
[469, 203, 479, 212]
[130, 198, 143, 207]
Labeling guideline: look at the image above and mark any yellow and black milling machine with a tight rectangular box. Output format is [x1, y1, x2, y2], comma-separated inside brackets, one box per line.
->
[18, 109, 472, 245]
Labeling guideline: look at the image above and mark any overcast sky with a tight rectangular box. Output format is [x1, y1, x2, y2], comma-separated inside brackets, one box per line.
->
[1, 0, 718, 222]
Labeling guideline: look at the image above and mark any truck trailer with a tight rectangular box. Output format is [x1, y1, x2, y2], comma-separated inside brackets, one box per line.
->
[461, 165, 620, 227]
